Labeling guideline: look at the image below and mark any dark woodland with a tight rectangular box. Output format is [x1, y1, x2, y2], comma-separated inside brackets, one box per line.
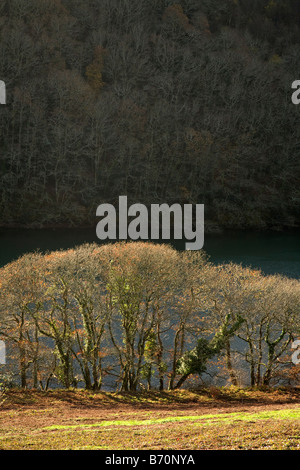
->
[0, 0, 299, 231]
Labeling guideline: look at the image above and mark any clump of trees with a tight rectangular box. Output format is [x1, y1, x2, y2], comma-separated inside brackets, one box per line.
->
[0, 242, 299, 391]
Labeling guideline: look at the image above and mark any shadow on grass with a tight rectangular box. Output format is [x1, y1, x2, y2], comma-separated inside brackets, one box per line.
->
[2, 386, 300, 411]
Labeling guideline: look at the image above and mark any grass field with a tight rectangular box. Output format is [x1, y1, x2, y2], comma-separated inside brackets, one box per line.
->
[1, 387, 300, 450]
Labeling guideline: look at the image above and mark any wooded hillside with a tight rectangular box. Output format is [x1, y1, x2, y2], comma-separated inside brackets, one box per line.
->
[0, 0, 299, 231]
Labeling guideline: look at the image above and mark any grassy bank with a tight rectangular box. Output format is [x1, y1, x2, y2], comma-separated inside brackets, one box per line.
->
[1, 388, 300, 450]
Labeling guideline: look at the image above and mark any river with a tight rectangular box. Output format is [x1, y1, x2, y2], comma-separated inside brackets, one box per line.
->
[0, 228, 299, 279]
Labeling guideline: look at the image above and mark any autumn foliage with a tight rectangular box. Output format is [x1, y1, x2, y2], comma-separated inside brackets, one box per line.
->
[0, 242, 300, 391]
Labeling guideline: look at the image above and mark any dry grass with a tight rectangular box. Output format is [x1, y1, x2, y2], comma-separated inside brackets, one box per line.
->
[1, 387, 300, 450]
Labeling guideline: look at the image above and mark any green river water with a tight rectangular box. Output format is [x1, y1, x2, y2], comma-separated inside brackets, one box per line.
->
[0, 228, 299, 279]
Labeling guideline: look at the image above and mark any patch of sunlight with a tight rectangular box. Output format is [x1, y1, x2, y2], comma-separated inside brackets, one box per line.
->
[42, 408, 300, 431]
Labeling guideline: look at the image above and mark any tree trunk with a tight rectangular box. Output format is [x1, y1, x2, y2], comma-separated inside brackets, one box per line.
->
[19, 346, 27, 389]
[225, 340, 238, 386]
[174, 373, 190, 390]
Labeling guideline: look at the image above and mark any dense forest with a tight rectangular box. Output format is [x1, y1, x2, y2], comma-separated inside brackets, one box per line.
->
[0, 0, 300, 231]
